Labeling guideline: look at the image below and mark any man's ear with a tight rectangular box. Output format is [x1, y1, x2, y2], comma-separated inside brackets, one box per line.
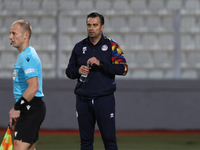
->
[24, 31, 29, 40]
[101, 24, 104, 32]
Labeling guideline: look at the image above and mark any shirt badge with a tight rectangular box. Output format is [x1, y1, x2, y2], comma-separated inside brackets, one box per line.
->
[13, 69, 17, 80]
[25, 68, 35, 74]
[101, 45, 108, 51]
[26, 57, 30, 62]
[82, 47, 87, 54]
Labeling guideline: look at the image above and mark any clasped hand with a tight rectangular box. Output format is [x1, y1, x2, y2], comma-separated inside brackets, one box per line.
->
[79, 57, 100, 75]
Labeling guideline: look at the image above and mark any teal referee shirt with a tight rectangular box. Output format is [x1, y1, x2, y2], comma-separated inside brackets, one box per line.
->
[13, 46, 44, 102]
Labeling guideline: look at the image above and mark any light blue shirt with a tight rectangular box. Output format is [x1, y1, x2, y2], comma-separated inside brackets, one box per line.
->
[13, 46, 44, 101]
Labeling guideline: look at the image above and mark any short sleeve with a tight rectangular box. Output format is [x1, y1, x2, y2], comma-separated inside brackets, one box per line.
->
[22, 55, 39, 80]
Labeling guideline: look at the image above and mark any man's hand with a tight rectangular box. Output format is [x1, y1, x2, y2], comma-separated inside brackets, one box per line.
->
[87, 57, 100, 67]
[9, 107, 20, 128]
[79, 65, 90, 75]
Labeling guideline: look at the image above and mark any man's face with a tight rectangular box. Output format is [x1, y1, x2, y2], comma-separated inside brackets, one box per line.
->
[86, 17, 104, 39]
[9, 23, 25, 49]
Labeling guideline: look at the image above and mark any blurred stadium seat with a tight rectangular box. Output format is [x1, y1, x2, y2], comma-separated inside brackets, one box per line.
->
[187, 52, 200, 67]
[60, 0, 76, 12]
[95, 1, 111, 14]
[60, 34, 72, 51]
[60, 16, 75, 33]
[110, 17, 128, 32]
[167, 0, 182, 10]
[42, 70, 56, 78]
[128, 16, 147, 32]
[2, 17, 18, 32]
[149, 70, 164, 78]
[41, 0, 57, 15]
[132, 70, 148, 78]
[77, 1, 94, 14]
[146, 16, 164, 32]
[124, 52, 136, 68]
[184, 0, 200, 13]
[181, 16, 199, 32]
[158, 34, 173, 50]
[0, 52, 16, 69]
[124, 34, 141, 51]
[21, 1, 41, 15]
[0, 70, 12, 78]
[75, 17, 87, 33]
[181, 35, 194, 50]
[3, 0, 21, 15]
[103, 17, 112, 32]
[182, 70, 198, 78]
[38, 52, 55, 69]
[135, 52, 154, 68]
[0, 0, 200, 79]
[113, 1, 130, 14]
[153, 52, 172, 68]
[148, 0, 164, 13]
[130, 0, 147, 13]
[40, 17, 56, 33]
[30, 35, 40, 50]
[163, 17, 173, 32]
[0, 36, 6, 51]
[61, 52, 70, 69]
[37, 35, 56, 51]
[2, 35, 13, 50]
[194, 35, 200, 49]
[141, 34, 157, 50]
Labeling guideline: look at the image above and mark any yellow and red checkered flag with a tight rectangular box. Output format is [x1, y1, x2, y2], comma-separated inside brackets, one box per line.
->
[0, 126, 13, 150]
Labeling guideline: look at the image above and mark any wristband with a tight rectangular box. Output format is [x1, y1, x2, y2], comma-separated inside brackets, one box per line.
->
[99, 61, 104, 68]
[14, 96, 28, 111]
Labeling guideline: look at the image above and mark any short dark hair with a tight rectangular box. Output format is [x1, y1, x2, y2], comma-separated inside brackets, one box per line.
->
[12, 20, 32, 39]
[87, 12, 104, 25]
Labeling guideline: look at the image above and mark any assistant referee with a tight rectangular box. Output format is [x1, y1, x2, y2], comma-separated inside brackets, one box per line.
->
[9, 20, 46, 150]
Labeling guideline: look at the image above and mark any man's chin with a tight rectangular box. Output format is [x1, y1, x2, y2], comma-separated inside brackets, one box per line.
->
[13, 45, 19, 49]
[89, 35, 96, 39]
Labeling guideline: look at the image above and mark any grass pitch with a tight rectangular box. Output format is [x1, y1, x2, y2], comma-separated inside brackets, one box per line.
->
[1, 133, 200, 150]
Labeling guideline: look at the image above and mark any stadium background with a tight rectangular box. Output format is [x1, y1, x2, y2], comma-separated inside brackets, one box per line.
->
[0, 0, 200, 131]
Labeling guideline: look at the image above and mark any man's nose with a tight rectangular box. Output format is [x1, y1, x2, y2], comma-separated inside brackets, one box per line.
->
[90, 25, 94, 30]
[9, 34, 12, 40]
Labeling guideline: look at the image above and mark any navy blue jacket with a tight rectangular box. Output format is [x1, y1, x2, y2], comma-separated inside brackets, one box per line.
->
[66, 34, 128, 98]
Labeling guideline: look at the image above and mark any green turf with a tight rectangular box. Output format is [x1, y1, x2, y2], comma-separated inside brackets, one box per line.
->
[1, 134, 200, 150]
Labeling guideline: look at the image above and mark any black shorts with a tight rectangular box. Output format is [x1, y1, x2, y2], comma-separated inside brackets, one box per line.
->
[14, 97, 46, 144]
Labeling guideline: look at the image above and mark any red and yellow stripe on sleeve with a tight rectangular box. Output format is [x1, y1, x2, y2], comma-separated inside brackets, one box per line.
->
[109, 38, 128, 75]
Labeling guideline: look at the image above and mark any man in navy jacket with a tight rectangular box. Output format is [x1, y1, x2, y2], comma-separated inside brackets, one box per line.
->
[66, 12, 128, 150]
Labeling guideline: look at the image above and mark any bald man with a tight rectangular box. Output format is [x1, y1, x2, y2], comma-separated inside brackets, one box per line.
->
[9, 20, 46, 150]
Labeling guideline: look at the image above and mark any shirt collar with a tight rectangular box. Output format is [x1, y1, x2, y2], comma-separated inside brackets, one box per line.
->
[86, 33, 105, 46]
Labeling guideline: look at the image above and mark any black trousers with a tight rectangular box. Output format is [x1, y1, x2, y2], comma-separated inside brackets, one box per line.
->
[76, 94, 118, 150]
